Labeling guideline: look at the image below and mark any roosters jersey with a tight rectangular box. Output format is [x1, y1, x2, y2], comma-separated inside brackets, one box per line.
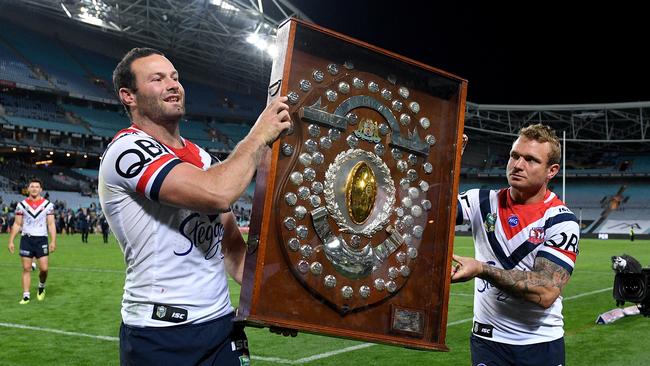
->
[457, 188, 579, 344]
[15, 198, 54, 236]
[99, 126, 233, 327]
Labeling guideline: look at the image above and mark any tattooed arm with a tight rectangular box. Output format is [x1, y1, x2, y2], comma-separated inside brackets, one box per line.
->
[451, 254, 571, 308]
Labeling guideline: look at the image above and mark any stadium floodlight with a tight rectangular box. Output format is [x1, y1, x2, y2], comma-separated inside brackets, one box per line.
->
[246, 32, 278, 58]
[210, 0, 239, 12]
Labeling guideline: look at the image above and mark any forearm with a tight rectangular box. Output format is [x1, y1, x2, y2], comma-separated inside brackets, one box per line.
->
[220, 213, 247, 284]
[48, 222, 57, 243]
[8, 223, 20, 243]
[478, 263, 562, 308]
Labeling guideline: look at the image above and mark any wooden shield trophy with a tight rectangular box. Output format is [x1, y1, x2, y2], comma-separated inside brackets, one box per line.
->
[238, 18, 467, 351]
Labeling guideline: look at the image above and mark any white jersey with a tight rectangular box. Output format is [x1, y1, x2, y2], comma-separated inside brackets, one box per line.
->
[458, 188, 579, 345]
[15, 198, 54, 236]
[99, 126, 233, 327]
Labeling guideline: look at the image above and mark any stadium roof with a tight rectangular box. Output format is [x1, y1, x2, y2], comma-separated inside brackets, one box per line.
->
[11, 0, 311, 91]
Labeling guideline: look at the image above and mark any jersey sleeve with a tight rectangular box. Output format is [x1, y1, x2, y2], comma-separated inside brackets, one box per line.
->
[535, 209, 580, 275]
[100, 134, 182, 201]
[15, 202, 24, 216]
[456, 189, 480, 225]
[45, 202, 54, 215]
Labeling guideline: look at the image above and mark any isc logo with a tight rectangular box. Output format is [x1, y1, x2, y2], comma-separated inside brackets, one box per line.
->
[171, 312, 186, 320]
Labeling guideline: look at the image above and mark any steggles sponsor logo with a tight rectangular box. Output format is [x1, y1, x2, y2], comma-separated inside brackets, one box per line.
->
[176, 213, 225, 260]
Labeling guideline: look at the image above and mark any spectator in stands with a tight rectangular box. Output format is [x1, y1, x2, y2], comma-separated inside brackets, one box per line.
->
[77, 208, 89, 243]
[100, 47, 291, 365]
[7, 178, 57, 304]
[452, 125, 580, 365]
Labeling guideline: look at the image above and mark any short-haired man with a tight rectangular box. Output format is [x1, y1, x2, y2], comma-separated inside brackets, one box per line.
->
[452, 124, 580, 365]
[8, 178, 57, 304]
[100, 47, 291, 365]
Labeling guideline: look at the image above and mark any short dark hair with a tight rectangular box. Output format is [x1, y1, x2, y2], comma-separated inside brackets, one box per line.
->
[28, 178, 43, 189]
[112, 47, 164, 117]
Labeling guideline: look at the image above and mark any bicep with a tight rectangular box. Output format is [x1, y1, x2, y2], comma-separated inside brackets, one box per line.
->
[158, 163, 227, 213]
[14, 215, 23, 226]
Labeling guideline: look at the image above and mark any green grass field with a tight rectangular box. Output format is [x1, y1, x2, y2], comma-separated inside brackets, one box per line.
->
[1, 233, 649, 365]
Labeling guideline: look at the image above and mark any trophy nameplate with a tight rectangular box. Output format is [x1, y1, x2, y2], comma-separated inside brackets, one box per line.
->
[238, 18, 467, 351]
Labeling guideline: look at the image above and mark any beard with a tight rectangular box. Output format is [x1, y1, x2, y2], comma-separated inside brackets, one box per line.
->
[137, 92, 185, 123]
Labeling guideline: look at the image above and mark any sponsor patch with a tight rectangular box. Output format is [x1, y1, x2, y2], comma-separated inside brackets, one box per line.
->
[151, 304, 188, 323]
[472, 321, 493, 338]
[507, 215, 519, 227]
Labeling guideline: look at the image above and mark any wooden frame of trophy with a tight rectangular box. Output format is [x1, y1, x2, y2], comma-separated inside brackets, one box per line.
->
[237, 18, 467, 351]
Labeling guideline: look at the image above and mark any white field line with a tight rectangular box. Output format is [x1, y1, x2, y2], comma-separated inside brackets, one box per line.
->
[0, 260, 613, 365]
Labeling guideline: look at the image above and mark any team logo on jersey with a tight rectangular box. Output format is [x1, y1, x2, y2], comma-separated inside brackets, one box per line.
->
[156, 305, 167, 319]
[177, 213, 225, 260]
[528, 227, 546, 244]
[484, 213, 497, 232]
[507, 215, 519, 227]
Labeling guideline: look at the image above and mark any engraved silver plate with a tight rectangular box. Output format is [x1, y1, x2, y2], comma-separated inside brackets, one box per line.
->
[426, 134, 436, 146]
[423, 162, 433, 174]
[312, 152, 325, 165]
[408, 154, 418, 166]
[397, 160, 408, 172]
[378, 123, 390, 136]
[297, 260, 309, 274]
[288, 238, 300, 251]
[311, 181, 324, 195]
[300, 244, 313, 258]
[401, 197, 413, 208]
[400, 265, 410, 277]
[327, 63, 339, 75]
[412, 225, 424, 239]
[403, 215, 414, 227]
[300, 79, 311, 92]
[312, 69, 325, 82]
[381, 88, 392, 100]
[406, 169, 418, 182]
[346, 112, 359, 125]
[305, 139, 318, 153]
[309, 195, 321, 208]
[284, 217, 297, 230]
[323, 149, 396, 237]
[296, 225, 309, 239]
[281, 143, 294, 156]
[388, 266, 399, 279]
[359, 285, 371, 299]
[368, 81, 379, 93]
[407, 246, 418, 259]
[374, 144, 385, 156]
[396, 251, 406, 263]
[391, 148, 403, 160]
[338, 82, 350, 94]
[290, 171, 304, 185]
[287, 91, 299, 104]
[392, 308, 423, 334]
[324, 274, 337, 288]
[395, 207, 405, 217]
[352, 77, 364, 89]
[326, 89, 337, 102]
[299, 153, 312, 166]
[294, 205, 307, 220]
[398, 86, 409, 99]
[374, 278, 385, 291]
[399, 178, 410, 189]
[350, 234, 362, 248]
[329, 129, 341, 141]
[399, 113, 411, 126]
[419, 180, 429, 192]
[419, 117, 430, 129]
[303, 167, 316, 182]
[386, 280, 397, 293]
[392, 100, 403, 112]
[346, 135, 359, 148]
[308, 124, 321, 137]
[409, 101, 420, 113]
[297, 186, 310, 199]
[341, 285, 353, 299]
[411, 205, 423, 218]
[408, 187, 420, 200]
[319, 136, 333, 149]
[421, 199, 432, 211]
[285, 192, 297, 206]
[310, 262, 323, 275]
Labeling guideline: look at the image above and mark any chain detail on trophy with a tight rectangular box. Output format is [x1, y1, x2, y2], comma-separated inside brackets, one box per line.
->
[277, 61, 438, 314]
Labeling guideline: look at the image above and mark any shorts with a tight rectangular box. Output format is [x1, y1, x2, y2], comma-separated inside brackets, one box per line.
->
[120, 312, 250, 366]
[470, 334, 565, 366]
[19, 235, 48, 258]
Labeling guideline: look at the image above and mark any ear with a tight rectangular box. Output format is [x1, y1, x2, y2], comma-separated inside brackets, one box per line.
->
[547, 163, 560, 180]
[119, 87, 136, 109]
